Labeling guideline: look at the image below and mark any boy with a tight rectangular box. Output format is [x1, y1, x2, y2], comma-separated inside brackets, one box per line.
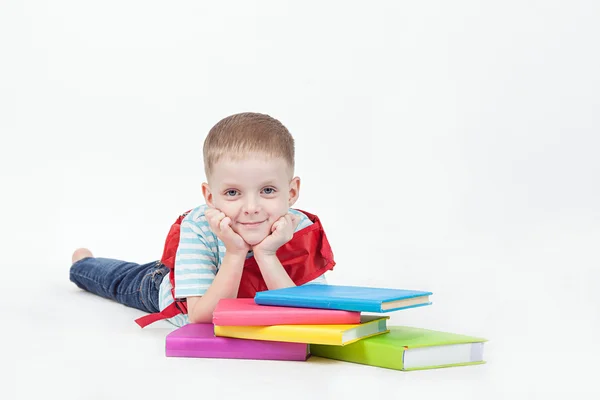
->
[70, 112, 335, 327]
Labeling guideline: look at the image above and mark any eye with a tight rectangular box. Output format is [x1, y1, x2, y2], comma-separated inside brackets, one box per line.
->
[224, 189, 239, 197]
[262, 187, 276, 195]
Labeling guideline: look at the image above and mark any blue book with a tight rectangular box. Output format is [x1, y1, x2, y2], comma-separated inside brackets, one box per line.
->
[254, 284, 432, 313]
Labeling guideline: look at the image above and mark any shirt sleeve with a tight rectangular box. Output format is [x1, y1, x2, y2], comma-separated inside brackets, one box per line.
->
[173, 218, 218, 299]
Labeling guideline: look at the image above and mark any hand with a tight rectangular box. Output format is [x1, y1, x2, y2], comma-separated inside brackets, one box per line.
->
[253, 213, 300, 257]
[205, 208, 251, 256]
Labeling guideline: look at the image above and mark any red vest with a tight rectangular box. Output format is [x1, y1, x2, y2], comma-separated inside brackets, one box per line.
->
[134, 209, 336, 328]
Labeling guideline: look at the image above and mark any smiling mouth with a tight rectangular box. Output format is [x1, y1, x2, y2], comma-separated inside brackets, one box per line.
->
[239, 221, 266, 226]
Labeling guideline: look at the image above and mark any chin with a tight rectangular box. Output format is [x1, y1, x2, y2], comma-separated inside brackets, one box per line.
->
[240, 232, 268, 247]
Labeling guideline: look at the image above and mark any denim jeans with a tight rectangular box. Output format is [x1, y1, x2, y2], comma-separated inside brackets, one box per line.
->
[69, 257, 169, 313]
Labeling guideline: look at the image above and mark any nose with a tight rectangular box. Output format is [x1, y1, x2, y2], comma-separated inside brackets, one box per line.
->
[243, 196, 261, 215]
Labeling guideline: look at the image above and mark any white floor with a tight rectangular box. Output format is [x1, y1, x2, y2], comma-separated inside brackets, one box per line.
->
[5, 243, 599, 400]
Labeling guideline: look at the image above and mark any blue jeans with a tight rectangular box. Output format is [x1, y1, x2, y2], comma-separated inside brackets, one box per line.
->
[70, 257, 169, 313]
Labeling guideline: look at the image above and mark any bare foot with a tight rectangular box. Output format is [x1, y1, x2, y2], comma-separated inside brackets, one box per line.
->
[72, 248, 93, 264]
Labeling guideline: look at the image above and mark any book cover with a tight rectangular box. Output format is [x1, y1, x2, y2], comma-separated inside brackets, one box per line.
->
[214, 315, 389, 346]
[165, 323, 309, 361]
[213, 298, 361, 326]
[254, 284, 432, 313]
[310, 326, 487, 371]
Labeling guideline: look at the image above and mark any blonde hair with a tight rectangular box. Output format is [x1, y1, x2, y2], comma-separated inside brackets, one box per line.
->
[203, 112, 295, 178]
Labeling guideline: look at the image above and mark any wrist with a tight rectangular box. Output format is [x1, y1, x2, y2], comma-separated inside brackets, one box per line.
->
[223, 250, 249, 264]
[253, 250, 278, 264]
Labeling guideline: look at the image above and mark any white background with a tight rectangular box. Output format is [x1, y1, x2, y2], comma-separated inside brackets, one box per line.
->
[1, 1, 599, 399]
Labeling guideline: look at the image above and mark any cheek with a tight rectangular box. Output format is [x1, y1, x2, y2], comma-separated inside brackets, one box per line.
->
[214, 203, 240, 230]
[212, 200, 237, 216]
[266, 199, 290, 218]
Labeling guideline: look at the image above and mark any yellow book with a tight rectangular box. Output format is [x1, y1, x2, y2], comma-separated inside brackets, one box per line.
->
[214, 315, 390, 346]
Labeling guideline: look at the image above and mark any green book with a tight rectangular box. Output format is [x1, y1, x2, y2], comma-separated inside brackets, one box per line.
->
[310, 325, 487, 371]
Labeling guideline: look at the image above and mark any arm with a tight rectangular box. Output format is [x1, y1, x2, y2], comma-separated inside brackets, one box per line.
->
[184, 208, 251, 323]
[253, 212, 324, 290]
[254, 252, 295, 290]
[254, 253, 328, 290]
[186, 252, 246, 323]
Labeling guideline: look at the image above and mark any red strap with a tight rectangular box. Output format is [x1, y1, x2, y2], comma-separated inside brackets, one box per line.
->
[134, 302, 183, 328]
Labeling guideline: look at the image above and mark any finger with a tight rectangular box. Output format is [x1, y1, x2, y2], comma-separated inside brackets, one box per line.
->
[271, 220, 280, 233]
[290, 214, 300, 230]
[220, 217, 243, 244]
[219, 216, 232, 232]
[207, 212, 218, 230]
[271, 218, 285, 233]
[284, 213, 298, 230]
[204, 208, 215, 221]
[205, 209, 215, 227]
[285, 214, 299, 238]
[214, 212, 226, 226]
[208, 211, 226, 233]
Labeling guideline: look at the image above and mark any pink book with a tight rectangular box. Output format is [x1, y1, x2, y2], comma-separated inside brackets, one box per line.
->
[212, 298, 362, 326]
[165, 323, 309, 361]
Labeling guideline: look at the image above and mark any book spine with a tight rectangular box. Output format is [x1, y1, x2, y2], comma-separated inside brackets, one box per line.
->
[254, 297, 379, 313]
[214, 325, 342, 346]
[213, 312, 361, 326]
[166, 338, 309, 361]
[166, 348, 309, 361]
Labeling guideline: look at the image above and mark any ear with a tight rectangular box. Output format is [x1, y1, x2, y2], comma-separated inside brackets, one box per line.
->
[288, 176, 301, 207]
[202, 182, 215, 208]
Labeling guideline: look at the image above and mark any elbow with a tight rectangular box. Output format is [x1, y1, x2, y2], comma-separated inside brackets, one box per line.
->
[185, 296, 214, 324]
[188, 313, 211, 324]
[187, 306, 213, 324]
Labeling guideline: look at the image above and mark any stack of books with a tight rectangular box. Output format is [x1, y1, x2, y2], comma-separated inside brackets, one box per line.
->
[165, 285, 487, 371]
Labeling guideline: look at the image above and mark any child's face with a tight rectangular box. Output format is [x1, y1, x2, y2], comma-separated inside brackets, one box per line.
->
[202, 154, 300, 246]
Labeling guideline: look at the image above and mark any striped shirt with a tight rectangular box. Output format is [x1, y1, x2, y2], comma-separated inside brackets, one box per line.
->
[158, 204, 327, 327]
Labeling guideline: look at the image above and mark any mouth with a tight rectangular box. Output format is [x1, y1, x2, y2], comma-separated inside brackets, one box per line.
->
[238, 220, 266, 228]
